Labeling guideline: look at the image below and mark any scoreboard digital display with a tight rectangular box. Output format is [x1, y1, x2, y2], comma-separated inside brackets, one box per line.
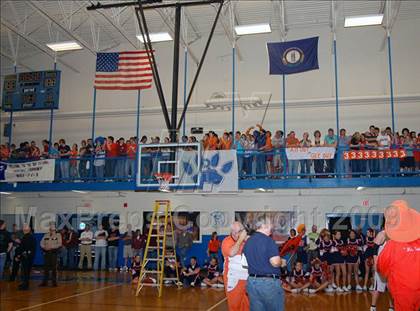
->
[1, 70, 61, 112]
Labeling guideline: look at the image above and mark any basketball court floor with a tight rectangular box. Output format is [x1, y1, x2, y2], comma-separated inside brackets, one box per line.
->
[1, 271, 392, 311]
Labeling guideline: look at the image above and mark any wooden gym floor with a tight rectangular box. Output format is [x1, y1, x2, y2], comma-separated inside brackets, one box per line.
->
[1, 270, 393, 310]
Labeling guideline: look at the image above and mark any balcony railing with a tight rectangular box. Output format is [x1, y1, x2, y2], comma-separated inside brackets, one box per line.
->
[1, 146, 419, 191]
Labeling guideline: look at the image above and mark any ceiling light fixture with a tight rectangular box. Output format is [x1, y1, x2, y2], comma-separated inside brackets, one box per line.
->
[137, 32, 173, 43]
[344, 14, 384, 28]
[46, 41, 83, 52]
[234, 23, 272, 36]
[0, 192, 12, 195]
[356, 186, 366, 191]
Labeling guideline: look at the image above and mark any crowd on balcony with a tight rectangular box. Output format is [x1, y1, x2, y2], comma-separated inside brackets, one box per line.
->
[0, 124, 419, 181]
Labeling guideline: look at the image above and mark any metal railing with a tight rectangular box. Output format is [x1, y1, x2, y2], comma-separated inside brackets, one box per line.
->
[2, 146, 419, 184]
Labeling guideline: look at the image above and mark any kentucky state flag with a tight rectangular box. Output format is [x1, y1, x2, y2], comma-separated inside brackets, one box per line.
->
[267, 37, 319, 75]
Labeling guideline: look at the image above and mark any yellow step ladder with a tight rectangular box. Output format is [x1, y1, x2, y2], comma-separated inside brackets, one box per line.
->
[135, 200, 181, 297]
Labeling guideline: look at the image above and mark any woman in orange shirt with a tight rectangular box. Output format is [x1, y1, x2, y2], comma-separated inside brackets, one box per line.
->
[70, 143, 79, 179]
[207, 231, 221, 259]
[208, 132, 219, 150]
[220, 132, 232, 150]
[260, 129, 273, 175]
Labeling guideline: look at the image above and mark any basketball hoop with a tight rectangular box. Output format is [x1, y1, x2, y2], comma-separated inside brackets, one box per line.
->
[154, 173, 173, 192]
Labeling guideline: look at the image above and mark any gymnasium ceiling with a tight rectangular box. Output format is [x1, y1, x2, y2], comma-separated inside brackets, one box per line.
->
[1, 0, 420, 75]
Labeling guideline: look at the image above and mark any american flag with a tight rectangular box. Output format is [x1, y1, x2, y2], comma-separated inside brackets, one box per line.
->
[94, 51, 153, 90]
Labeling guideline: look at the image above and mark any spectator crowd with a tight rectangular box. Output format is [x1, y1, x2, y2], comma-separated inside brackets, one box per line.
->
[1, 125, 419, 181]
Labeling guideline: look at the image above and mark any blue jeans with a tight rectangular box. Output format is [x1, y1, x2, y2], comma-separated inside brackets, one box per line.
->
[0, 253, 7, 279]
[288, 160, 299, 177]
[299, 160, 311, 177]
[125, 158, 136, 179]
[108, 246, 118, 269]
[95, 165, 104, 180]
[237, 153, 244, 177]
[247, 277, 284, 311]
[177, 247, 189, 267]
[256, 154, 266, 178]
[94, 246, 107, 270]
[68, 247, 77, 269]
[115, 159, 126, 178]
[60, 160, 70, 180]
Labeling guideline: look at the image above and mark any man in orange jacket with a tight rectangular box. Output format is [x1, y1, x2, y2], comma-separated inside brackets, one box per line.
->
[377, 200, 420, 311]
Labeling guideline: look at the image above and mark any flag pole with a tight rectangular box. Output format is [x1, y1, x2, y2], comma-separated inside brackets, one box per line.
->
[49, 57, 57, 153]
[333, 34, 339, 139]
[282, 74, 286, 136]
[232, 43, 236, 140]
[182, 47, 188, 137]
[90, 87, 97, 179]
[8, 64, 17, 146]
[135, 90, 141, 183]
[387, 33, 395, 133]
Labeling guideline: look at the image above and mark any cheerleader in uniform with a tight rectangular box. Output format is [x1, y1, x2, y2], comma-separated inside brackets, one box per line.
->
[289, 261, 311, 293]
[280, 267, 294, 293]
[331, 231, 348, 292]
[363, 228, 376, 291]
[308, 258, 331, 293]
[318, 230, 336, 291]
[347, 229, 363, 291]
[131, 255, 142, 284]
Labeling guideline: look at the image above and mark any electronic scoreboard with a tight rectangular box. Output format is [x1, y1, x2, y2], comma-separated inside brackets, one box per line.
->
[1, 70, 61, 112]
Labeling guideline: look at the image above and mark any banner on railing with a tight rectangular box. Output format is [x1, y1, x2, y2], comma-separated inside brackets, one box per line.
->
[343, 149, 406, 160]
[286, 147, 335, 160]
[201, 150, 238, 192]
[0, 159, 55, 182]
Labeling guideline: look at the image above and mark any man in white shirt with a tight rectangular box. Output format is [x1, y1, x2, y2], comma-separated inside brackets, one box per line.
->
[377, 129, 392, 176]
[94, 224, 108, 271]
[78, 225, 93, 270]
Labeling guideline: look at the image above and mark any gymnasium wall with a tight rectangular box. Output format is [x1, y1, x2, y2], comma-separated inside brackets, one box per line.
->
[1, 187, 419, 234]
[1, 18, 420, 144]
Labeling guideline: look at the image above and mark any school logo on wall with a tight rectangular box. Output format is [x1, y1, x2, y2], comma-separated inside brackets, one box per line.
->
[181, 150, 238, 192]
[210, 211, 226, 227]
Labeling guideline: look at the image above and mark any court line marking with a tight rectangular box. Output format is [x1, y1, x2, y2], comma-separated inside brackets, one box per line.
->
[15, 284, 121, 311]
[206, 297, 227, 311]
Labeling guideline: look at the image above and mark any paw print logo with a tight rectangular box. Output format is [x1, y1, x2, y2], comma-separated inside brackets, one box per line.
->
[182, 152, 233, 186]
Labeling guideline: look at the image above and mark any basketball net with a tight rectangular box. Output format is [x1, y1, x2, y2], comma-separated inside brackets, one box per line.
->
[154, 173, 173, 192]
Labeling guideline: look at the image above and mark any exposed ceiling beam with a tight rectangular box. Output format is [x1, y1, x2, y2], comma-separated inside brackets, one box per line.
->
[87, 0, 138, 49]
[27, 0, 97, 54]
[154, 8, 200, 65]
[182, 8, 202, 42]
[0, 50, 35, 71]
[379, 0, 401, 51]
[216, 3, 243, 61]
[1, 18, 81, 73]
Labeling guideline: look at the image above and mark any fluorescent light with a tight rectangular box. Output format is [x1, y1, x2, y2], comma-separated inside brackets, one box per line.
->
[72, 190, 88, 194]
[235, 23, 271, 36]
[356, 186, 365, 191]
[257, 188, 267, 192]
[0, 192, 11, 195]
[46, 41, 83, 52]
[137, 32, 172, 43]
[344, 14, 383, 27]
